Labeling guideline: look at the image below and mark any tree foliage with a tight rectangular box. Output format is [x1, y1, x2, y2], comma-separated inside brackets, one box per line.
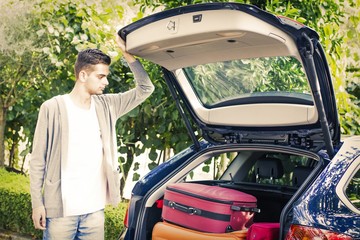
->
[0, 0, 44, 168]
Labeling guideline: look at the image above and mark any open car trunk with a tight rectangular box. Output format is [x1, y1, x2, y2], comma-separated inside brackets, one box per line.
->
[138, 144, 324, 240]
[119, 2, 340, 158]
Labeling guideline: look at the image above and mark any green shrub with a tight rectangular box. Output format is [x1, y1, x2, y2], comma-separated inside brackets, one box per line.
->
[105, 203, 127, 240]
[0, 168, 41, 239]
[0, 168, 127, 240]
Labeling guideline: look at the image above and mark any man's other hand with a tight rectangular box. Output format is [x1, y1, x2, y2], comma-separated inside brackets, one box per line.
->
[32, 206, 46, 230]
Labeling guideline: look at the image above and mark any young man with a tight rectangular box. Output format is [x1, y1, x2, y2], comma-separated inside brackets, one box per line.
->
[30, 34, 154, 239]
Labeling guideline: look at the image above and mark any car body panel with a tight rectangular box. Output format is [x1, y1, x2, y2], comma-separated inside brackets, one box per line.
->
[292, 136, 360, 238]
[119, 3, 319, 68]
[124, 9, 301, 70]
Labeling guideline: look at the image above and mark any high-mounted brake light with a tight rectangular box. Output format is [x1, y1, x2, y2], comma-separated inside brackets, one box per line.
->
[278, 16, 304, 30]
[285, 225, 352, 240]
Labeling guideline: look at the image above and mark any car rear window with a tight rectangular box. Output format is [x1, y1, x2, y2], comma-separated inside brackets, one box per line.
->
[183, 56, 312, 108]
[243, 153, 314, 187]
[345, 168, 360, 210]
[185, 151, 316, 188]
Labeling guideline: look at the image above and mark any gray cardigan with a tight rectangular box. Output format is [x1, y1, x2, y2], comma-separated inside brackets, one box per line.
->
[30, 60, 154, 218]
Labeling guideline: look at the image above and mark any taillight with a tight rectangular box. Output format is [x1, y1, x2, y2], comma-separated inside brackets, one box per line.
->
[155, 199, 164, 209]
[123, 204, 129, 228]
[286, 225, 352, 240]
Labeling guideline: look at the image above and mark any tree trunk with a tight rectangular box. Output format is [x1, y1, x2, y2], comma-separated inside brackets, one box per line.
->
[164, 148, 171, 162]
[8, 139, 16, 168]
[0, 106, 6, 168]
[119, 144, 135, 199]
[21, 155, 26, 174]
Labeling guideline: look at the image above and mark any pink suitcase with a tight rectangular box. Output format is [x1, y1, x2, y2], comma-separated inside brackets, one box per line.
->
[162, 183, 260, 233]
[246, 223, 280, 240]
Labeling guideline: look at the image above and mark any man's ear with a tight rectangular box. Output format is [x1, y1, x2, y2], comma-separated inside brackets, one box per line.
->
[79, 70, 87, 83]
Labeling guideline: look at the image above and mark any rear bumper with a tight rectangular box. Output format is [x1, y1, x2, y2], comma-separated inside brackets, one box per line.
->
[118, 227, 128, 240]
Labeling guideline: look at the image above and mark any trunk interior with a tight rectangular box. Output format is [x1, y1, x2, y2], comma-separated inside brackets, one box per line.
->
[140, 147, 321, 239]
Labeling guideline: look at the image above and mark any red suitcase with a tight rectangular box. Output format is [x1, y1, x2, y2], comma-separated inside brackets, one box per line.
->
[246, 223, 280, 240]
[162, 183, 260, 233]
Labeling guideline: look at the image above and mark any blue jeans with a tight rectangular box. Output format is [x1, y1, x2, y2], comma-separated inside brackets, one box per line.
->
[43, 210, 104, 240]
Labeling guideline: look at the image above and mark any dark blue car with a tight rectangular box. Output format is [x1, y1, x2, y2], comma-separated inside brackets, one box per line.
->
[118, 3, 360, 239]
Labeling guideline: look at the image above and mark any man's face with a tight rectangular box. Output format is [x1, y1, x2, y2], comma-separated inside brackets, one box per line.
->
[82, 63, 110, 95]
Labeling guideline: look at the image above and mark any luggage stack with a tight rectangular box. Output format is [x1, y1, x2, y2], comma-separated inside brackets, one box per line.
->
[153, 182, 281, 240]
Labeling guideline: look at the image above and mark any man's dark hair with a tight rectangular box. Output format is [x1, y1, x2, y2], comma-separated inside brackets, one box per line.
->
[74, 49, 111, 79]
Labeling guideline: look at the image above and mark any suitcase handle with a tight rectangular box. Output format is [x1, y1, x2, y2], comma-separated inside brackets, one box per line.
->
[168, 201, 202, 215]
[230, 205, 261, 213]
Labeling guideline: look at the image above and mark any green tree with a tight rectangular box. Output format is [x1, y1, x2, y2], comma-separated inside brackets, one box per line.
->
[265, 0, 359, 135]
[0, 0, 45, 168]
[339, 0, 360, 134]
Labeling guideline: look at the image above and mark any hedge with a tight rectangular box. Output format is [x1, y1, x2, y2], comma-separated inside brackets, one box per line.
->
[0, 168, 127, 240]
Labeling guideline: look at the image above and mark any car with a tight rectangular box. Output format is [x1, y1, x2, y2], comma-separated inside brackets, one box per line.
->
[117, 2, 360, 240]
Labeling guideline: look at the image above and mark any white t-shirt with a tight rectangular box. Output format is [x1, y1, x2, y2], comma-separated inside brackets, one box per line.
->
[62, 94, 106, 217]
